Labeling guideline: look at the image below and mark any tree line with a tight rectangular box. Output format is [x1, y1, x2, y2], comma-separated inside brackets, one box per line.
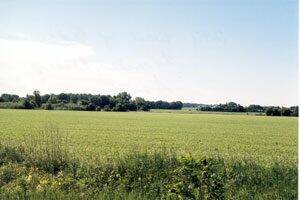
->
[0, 92, 297, 116]
[0, 91, 183, 112]
[195, 102, 298, 117]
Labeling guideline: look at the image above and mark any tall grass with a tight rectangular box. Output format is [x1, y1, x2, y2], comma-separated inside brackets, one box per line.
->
[0, 125, 297, 199]
[22, 124, 74, 174]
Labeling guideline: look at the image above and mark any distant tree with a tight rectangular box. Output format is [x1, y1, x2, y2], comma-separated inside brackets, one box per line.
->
[266, 107, 281, 116]
[95, 106, 102, 111]
[22, 99, 34, 109]
[227, 102, 238, 111]
[70, 94, 79, 103]
[33, 90, 42, 107]
[99, 95, 111, 108]
[199, 106, 212, 111]
[112, 103, 127, 112]
[80, 99, 89, 106]
[86, 103, 96, 111]
[266, 107, 273, 116]
[45, 102, 53, 110]
[90, 95, 101, 107]
[57, 93, 70, 103]
[281, 107, 291, 116]
[290, 106, 298, 117]
[113, 92, 133, 111]
[41, 94, 50, 104]
[246, 104, 264, 112]
[128, 101, 137, 111]
[237, 104, 245, 112]
[273, 108, 281, 116]
[135, 97, 150, 111]
[169, 101, 183, 110]
[47, 94, 58, 104]
[0, 94, 19, 102]
[103, 105, 111, 111]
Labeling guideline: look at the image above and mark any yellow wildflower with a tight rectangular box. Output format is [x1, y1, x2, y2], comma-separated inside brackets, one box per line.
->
[26, 175, 32, 182]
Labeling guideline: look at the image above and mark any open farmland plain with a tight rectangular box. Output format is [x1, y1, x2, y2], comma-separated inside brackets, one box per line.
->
[0, 109, 297, 199]
[0, 109, 297, 165]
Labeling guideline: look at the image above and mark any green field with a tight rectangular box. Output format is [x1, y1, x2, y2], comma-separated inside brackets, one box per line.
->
[0, 109, 297, 165]
[0, 109, 298, 199]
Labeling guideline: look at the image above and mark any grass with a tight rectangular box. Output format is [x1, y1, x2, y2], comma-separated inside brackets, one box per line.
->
[0, 109, 297, 199]
[0, 109, 297, 165]
[0, 137, 297, 200]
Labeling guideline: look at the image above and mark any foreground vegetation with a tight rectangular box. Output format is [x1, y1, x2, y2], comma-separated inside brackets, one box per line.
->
[0, 129, 297, 200]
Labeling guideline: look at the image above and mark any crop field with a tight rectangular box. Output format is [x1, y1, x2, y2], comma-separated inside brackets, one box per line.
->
[0, 109, 298, 199]
[0, 109, 297, 165]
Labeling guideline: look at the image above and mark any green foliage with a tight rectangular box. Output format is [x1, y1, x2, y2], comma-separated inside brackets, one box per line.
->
[166, 157, 226, 199]
[0, 94, 19, 102]
[0, 91, 184, 112]
[0, 102, 24, 109]
[113, 92, 133, 111]
[0, 145, 24, 165]
[51, 103, 86, 111]
[246, 104, 264, 112]
[43, 103, 53, 110]
[86, 103, 96, 111]
[33, 91, 42, 107]
[21, 99, 35, 109]
[0, 142, 297, 200]
[135, 97, 150, 111]
[265, 106, 298, 117]
[199, 102, 246, 112]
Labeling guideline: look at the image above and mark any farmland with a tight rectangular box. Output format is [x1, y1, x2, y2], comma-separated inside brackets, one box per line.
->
[0, 109, 297, 199]
[0, 109, 297, 165]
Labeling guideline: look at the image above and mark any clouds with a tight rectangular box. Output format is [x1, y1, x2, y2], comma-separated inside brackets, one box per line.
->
[0, 38, 157, 97]
[0, 38, 95, 66]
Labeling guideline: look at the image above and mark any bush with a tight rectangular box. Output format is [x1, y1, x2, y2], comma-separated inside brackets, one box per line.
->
[95, 106, 102, 111]
[0, 102, 24, 109]
[103, 105, 111, 111]
[52, 103, 86, 111]
[22, 99, 35, 109]
[282, 108, 292, 116]
[41, 103, 54, 110]
[266, 107, 281, 116]
[86, 103, 96, 111]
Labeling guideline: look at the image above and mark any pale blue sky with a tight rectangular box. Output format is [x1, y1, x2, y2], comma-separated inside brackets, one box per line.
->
[0, 0, 298, 106]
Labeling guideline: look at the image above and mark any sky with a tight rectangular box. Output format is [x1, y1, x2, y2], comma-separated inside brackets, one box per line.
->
[0, 0, 298, 106]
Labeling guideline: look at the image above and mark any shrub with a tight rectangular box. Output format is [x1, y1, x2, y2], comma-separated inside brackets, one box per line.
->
[52, 103, 86, 111]
[95, 106, 102, 111]
[282, 108, 292, 116]
[103, 105, 111, 111]
[22, 99, 35, 109]
[41, 103, 54, 110]
[0, 102, 23, 109]
[0, 145, 24, 165]
[86, 103, 96, 111]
